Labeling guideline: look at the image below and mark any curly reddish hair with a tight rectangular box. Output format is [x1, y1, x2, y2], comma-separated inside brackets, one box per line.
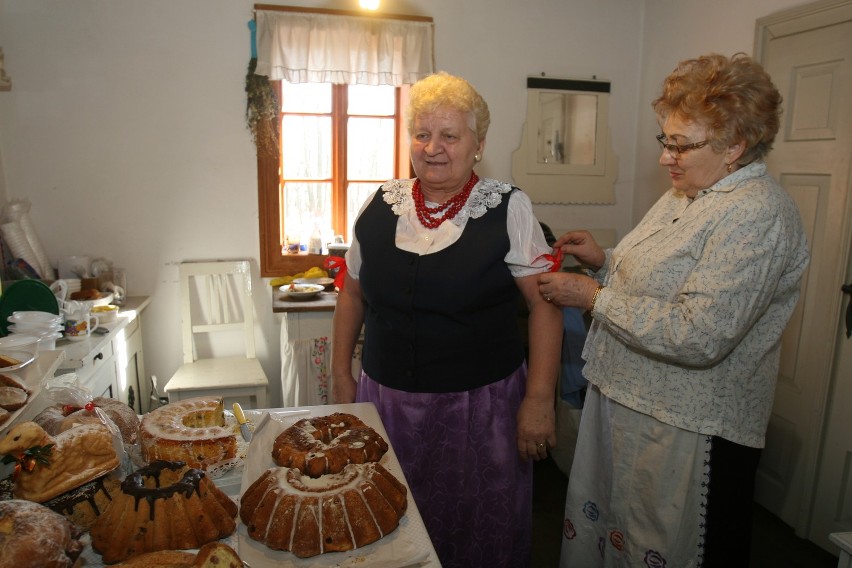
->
[652, 53, 782, 166]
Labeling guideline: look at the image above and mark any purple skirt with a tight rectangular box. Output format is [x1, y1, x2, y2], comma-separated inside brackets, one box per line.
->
[357, 366, 532, 568]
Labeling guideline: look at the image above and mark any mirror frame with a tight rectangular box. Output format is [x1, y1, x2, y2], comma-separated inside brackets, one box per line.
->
[525, 77, 610, 176]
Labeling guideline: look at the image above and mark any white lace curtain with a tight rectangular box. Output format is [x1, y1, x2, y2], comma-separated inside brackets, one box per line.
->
[255, 9, 435, 86]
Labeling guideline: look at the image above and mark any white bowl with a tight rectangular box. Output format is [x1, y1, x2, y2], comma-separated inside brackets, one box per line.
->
[9, 311, 62, 325]
[0, 334, 40, 355]
[91, 304, 119, 323]
[35, 332, 63, 351]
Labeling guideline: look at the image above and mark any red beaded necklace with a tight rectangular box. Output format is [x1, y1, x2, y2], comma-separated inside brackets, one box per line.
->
[412, 172, 479, 229]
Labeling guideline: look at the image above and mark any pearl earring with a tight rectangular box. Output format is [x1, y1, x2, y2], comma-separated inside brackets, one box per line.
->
[474, 154, 481, 162]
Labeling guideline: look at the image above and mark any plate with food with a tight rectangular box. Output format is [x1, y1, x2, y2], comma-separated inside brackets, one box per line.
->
[280, 283, 325, 300]
[0, 350, 36, 372]
[292, 277, 335, 289]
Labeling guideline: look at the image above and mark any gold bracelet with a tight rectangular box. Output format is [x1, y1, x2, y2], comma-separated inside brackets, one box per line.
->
[589, 285, 604, 312]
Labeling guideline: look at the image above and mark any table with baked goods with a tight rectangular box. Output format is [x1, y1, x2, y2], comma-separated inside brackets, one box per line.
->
[77, 401, 441, 567]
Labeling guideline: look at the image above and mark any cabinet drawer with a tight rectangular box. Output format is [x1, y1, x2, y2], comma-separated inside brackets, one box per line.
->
[81, 341, 115, 370]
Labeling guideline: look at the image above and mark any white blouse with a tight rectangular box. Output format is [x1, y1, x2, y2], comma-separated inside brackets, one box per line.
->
[345, 177, 554, 279]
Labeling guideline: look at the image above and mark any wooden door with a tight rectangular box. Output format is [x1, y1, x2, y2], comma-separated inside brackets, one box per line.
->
[753, 0, 852, 553]
[810, 241, 852, 552]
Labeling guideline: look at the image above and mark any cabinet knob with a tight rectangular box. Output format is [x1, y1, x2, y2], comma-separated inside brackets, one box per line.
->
[94, 352, 104, 361]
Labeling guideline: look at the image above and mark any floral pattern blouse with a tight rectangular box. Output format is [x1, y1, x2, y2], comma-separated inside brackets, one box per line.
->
[584, 162, 810, 447]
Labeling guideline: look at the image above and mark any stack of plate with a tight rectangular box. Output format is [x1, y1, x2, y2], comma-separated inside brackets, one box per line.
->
[6, 311, 63, 351]
[0, 279, 60, 336]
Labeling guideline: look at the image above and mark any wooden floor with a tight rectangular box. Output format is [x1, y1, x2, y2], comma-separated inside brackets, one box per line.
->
[531, 456, 839, 567]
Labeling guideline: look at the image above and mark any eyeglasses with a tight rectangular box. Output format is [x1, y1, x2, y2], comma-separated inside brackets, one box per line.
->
[656, 133, 709, 158]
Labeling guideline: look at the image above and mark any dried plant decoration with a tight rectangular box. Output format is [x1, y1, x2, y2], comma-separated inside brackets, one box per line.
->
[245, 58, 279, 157]
[0, 48, 11, 91]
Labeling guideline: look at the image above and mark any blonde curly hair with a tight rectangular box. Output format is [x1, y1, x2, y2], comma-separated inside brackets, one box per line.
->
[406, 71, 490, 143]
[652, 53, 782, 166]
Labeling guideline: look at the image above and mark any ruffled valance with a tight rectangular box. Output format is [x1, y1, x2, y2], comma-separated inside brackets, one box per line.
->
[255, 9, 434, 86]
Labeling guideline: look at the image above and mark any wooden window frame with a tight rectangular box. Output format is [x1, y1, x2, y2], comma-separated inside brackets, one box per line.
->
[258, 82, 411, 277]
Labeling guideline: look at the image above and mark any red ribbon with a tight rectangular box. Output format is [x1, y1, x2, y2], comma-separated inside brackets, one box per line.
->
[323, 256, 347, 291]
[537, 248, 564, 272]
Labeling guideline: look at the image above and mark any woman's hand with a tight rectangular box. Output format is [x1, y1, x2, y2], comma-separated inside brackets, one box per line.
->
[517, 394, 556, 462]
[538, 271, 600, 310]
[554, 230, 605, 271]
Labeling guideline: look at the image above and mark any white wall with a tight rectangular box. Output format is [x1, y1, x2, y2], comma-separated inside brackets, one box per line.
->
[0, 0, 811, 407]
[633, 0, 809, 224]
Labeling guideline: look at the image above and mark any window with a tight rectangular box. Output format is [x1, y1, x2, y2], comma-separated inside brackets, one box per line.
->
[258, 81, 411, 276]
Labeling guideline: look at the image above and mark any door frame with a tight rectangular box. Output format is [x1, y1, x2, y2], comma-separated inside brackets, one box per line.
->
[754, 0, 852, 537]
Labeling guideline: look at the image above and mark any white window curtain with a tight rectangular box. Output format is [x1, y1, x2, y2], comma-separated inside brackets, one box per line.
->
[255, 9, 434, 86]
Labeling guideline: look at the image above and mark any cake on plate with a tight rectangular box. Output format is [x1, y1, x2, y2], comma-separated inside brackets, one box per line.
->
[140, 397, 236, 470]
[240, 462, 408, 558]
[271, 412, 388, 478]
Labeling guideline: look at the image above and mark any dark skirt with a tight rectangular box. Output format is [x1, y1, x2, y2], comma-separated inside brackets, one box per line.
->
[357, 365, 533, 568]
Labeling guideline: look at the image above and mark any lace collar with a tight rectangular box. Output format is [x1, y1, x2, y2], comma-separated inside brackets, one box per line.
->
[382, 177, 514, 226]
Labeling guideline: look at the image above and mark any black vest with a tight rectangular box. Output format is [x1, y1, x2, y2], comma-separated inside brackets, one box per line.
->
[356, 184, 525, 392]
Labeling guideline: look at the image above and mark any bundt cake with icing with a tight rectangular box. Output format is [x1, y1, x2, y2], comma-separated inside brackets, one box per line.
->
[240, 462, 408, 558]
[90, 460, 238, 564]
[271, 412, 389, 478]
[140, 397, 236, 470]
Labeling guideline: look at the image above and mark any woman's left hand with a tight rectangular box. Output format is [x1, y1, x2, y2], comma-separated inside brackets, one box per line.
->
[538, 271, 599, 309]
[517, 394, 556, 461]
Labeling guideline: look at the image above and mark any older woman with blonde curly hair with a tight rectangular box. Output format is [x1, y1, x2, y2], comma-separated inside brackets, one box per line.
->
[538, 53, 810, 567]
[332, 71, 563, 567]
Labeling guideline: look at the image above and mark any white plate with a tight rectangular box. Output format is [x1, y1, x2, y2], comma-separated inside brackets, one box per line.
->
[292, 277, 334, 288]
[79, 292, 113, 309]
[279, 283, 325, 300]
[6, 323, 63, 334]
[8, 311, 62, 325]
[0, 349, 36, 372]
[0, 334, 40, 351]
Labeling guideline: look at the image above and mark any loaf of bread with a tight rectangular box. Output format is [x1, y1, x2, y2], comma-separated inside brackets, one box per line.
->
[70, 289, 101, 301]
[0, 499, 84, 568]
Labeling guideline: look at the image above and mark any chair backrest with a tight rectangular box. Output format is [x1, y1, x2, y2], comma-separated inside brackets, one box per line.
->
[179, 260, 256, 364]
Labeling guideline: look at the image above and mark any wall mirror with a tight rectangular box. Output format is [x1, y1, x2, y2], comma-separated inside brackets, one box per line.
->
[525, 77, 610, 176]
[511, 76, 616, 204]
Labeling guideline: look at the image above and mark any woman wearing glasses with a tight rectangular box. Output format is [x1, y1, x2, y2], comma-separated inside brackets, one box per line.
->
[539, 53, 810, 567]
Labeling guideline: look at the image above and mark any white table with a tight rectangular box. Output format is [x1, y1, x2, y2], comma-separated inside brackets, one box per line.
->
[235, 402, 440, 567]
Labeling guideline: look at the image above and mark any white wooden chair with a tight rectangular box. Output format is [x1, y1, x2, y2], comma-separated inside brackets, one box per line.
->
[163, 260, 269, 409]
